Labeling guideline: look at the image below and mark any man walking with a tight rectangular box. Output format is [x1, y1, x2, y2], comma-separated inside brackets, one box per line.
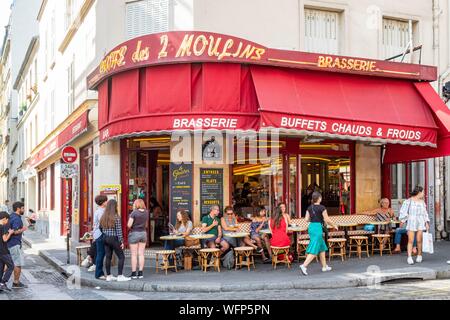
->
[93, 195, 108, 280]
[7, 202, 27, 289]
[0, 211, 14, 292]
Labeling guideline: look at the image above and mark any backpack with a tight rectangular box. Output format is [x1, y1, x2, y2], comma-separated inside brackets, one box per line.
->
[221, 250, 234, 270]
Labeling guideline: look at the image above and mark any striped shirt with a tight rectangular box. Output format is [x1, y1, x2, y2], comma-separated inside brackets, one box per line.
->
[101, 218, 123, 243]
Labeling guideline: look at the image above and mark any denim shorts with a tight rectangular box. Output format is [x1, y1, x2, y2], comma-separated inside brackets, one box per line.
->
[9, 245, 24, 267]
[128, 231, 147, 244]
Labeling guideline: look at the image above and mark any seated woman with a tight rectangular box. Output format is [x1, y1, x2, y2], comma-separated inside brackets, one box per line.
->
[359, 198, 395, 233]
[250, 207, 271, 262]
[27, 209, 37, 229]
[221, 206, 263, 253]
[269, 206, 291, 248]
[164, 210, 193, 250]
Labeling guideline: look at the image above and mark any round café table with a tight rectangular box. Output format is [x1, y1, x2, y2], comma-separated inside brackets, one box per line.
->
[160, 235, 185, 241]
[188, 234, 215, 240]
[259, 229, 271, 235]
[337, 222, 359, 246]
[223, 232, 250, 247]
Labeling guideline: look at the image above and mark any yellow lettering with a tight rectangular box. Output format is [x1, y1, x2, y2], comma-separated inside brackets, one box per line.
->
[232, 42, 243, 58]
[369, 61, 377, 72]
[252, 48, 266, 60]
[239, 44, 256, 59]
[347, 59, 355, 70]
[193, 35, 208, 56]
[100, 46, 128, 74]
[218, 39, 234, 60]
[318, 56, 326, 67]
[158, 35, 169, 59]
[340, 58, 347, 69]
[132, 41, 149, 63]
[176, 34, 195, 57]
[208, 36, 222, 57]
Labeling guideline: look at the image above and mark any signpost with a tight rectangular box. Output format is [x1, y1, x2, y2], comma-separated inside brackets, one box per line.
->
[61, 146, 78, 264]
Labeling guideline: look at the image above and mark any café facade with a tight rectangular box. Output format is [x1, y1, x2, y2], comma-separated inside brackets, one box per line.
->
[87, 31, 450, 244]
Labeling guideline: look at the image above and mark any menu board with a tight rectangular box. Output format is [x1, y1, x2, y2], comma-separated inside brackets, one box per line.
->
[170, 163, 193, 224]
[200, 168, 224, 217]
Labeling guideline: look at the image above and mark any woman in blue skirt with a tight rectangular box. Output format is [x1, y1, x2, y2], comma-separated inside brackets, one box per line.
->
[300, 192, 339, 276]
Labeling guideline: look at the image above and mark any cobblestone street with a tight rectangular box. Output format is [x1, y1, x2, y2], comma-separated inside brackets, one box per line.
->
[2, 244, 450, 300]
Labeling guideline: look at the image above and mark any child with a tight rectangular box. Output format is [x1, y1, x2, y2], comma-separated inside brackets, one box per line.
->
[250, 207, 271, 262]
[0, 211, 15, 292]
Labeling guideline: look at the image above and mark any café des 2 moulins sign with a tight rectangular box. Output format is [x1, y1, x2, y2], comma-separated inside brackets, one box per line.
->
[200, 168, 224, 217]
[170, 163, 193, 224]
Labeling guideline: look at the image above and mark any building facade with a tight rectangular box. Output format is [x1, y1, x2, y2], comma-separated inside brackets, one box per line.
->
[0, 0, 449, 245]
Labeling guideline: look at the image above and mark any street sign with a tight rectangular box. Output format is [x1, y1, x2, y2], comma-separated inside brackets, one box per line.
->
[61, 164, 78, 178]
[61, 146, 78, 163]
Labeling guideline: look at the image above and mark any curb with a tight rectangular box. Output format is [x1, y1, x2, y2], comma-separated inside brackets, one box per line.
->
[25, 235, 450, 293]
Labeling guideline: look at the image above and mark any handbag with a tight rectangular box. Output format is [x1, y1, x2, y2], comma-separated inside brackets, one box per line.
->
[312, 205, 328, 241]
[422, 232, 434, 254]
[184, 236, 200, 247]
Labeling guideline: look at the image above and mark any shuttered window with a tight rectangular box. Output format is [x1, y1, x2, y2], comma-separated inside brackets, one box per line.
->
[126, 0, 170, 39]
[382, 18, 415, 61]
[304, 8, 340, 55]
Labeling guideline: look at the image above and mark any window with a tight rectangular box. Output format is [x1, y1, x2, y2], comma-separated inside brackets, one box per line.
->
[390, 161, 426, 212]
[65, 0, 74, 30]
[304, 8, 340, 54]
[50, 164, 55, 210]
[39, 169, 48, 210]
[67, 61, 75, 114]
[50, 90, 55, 130]
[126, 0, 170, 39]
[382, 18, 417, 62]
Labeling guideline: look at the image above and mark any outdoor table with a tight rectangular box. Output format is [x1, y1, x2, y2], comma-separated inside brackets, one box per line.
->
[370, 220, 392, 234]
[259, 229, 271, 235]
[160, 235, 185, 241]
[189, 234, 215, 240]
[223, 232, 250, 248]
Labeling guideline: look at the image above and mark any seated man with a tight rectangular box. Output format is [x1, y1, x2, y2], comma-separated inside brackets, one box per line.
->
[201, 205, 229, 254]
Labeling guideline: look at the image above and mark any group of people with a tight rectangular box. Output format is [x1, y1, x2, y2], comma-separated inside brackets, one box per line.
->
[82, 185, 431, 279]
[85, 196, 153, 281]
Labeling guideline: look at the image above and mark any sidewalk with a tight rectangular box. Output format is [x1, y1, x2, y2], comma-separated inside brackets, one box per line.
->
[23, 230, 450, 293]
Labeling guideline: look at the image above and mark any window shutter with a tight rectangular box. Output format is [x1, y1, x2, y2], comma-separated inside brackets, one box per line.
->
[382, 18, 411, 61]
[126, 0, 170, 40]
[304, 8, 339, 55]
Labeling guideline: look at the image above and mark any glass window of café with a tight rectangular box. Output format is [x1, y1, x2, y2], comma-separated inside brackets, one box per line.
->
[231, 138, 353, 219]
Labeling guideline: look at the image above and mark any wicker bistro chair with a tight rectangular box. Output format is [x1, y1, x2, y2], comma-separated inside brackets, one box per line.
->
[199, 248, 221, 272]
[348, 236, 370, 259]
[327, 238, 347, 262]
[155, 250, 178, 275]
[234, 247, 256, 271]
[371, 234, 392, 256]
[271, 246, 291, 269]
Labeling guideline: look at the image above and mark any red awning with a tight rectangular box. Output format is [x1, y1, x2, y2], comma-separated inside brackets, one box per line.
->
[251, 66, 439, 147]
[29, 111, 90, 167]
[98, 64, 260, 143]
[384, 83, 450, 163]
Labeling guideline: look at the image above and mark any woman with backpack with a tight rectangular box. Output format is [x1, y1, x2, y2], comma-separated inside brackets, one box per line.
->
[100, 199, 130, 282]
[399, 186, 430, 265]
[299, 192, 339, 276]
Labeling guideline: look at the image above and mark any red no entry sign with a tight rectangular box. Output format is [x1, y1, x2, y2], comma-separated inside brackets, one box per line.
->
[61, 146, 78, 163]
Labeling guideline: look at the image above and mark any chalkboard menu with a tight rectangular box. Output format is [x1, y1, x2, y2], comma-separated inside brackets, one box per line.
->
[170, 163, 193, 224]
[200, 168, 224, 217]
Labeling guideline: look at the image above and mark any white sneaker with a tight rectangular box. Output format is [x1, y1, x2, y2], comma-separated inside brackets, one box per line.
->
[299, 264, 308, 276]
[416, 255, 423, 263]
[87, 265, 96, 272]
[322, 265, 332, 272]
[117, 275, 131, 282]
[407, 257, 414, 265]
[446, 260, 450, 264]
[81, 257, 91, 268]
[106, 275, 117, 282]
